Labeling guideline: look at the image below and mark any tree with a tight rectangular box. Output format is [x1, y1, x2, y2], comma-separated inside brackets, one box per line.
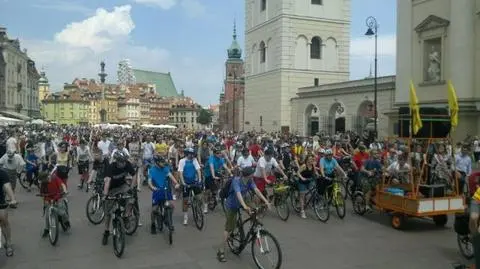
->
[197, 109, 213, 125]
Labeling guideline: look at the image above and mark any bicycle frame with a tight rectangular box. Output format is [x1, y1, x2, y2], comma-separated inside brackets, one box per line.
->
[235, 209, 265, 248]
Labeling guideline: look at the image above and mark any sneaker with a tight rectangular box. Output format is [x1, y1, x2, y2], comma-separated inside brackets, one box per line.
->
[42, 229, 49, 238]
[173, 194, 177, 200]
[183, 214, 188, 225]
[102, 231, 110, 245]
[300, 210, 307, 219]
[77, 184, 83, 190]
[203, 204, 208, 214]
[150, 223, 156, 234]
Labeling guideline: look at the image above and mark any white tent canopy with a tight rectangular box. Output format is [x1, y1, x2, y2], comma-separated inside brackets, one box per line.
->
[141, 124, 177, 129]
[0, 116, 24, 126]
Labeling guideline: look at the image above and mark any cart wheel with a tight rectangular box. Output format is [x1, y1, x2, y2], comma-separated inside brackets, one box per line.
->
[433, 214, 448, 227]
[391, 214, 405, 230]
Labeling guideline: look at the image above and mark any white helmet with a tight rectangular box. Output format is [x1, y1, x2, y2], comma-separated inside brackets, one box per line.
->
[325, 149, 333, 155]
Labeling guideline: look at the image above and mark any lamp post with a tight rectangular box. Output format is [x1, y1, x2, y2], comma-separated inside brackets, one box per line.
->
[365, 16, 378, 139]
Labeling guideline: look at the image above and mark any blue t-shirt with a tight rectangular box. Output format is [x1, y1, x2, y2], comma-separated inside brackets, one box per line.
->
[204, 155, 225, 178]
[26, 153, 38, 171]
[320, 157, 338, 175]
[363, 159, 382, 172]
[225, 177, 256, 210]
[148, 165, 171, 189]
[182, 159, 197, 184]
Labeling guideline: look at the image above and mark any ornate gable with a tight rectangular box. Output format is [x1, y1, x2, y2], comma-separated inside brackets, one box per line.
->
[415, 15, 450, 33]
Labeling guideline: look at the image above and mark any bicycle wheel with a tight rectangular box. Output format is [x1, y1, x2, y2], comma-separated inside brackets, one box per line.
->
[457, 234, 474, 260]
[112, 218, 126, 258]
[227, 215, 245, 255]
[48, 208, 59, 246]
[313, 193, 329, 223]
[251, 229, 282, 269]
[19, 172, 29, 189]
[345, 178, 355, 200]
[290, 190, 301, 213]
[164, 207, 173, 245]
[86, 195, 105, 225]
[192, 197, 204, 230]
[155, 210, 163, 232]
[124, 206, 139, 236]
[274, 194, 290, 221]
[334, 192, 346, 219]
[352, 192, 366, 215]
[207, 195, 217, 211]
[60, 200, 70, 232]
[338, 181, 347, 201]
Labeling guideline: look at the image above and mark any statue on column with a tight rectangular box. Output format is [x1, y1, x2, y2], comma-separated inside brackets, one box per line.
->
[427, 45, 441, 82]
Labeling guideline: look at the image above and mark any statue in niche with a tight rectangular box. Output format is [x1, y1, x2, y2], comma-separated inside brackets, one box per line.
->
[427, 45, 441, 82]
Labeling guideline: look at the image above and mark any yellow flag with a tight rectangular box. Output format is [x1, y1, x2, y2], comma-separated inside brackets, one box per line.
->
[409, 80, 422, 135]
[447, 80, 459, 129]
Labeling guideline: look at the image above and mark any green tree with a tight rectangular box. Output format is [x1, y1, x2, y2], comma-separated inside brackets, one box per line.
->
[197, 109, 213, 125]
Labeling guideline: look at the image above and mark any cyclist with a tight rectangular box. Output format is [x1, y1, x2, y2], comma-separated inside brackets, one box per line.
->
[76, 139, 92, 190]
[101, 151, 136, 245]
[177, 147, 202, 225]
[216, 167, 270, 263]
[236, 148, 255, 169]
[360, 149, 383, 211]
[148, 155, 180, 234]
[40, 167, 69, 238]
[141, 135, 156, 185]
[297, 154, 318, 218]
[318, 149, 347, 197]
[203, 147, 232, 213]
[252, 148, 288, 195]
[0, 168, 16, 256]
[0, 149, 25, 194]
[25, 145, 39, 191]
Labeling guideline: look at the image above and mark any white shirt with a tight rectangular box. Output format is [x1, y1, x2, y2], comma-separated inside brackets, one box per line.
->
[77, 146, 91, 161]
[254, 156, 279, 177]
[177, 157, 201, 172]
[237, 155, 255, 169]
[474, 140, 480, 153]
[97, 140, 111, 156]
[0, 153, 25, 172]
[6, 137, 17, 152]
[142, 142, 155, 159]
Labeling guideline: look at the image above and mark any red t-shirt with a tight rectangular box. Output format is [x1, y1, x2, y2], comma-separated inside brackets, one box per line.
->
[249, 144, 261, 158]
[469, 171, 480, 197]
[353, 152, 370, 171]
[44, 175, 64, 202]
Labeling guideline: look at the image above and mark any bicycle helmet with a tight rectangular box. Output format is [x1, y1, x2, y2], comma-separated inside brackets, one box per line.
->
[112, 151, 128, 163]
[325, 149, 333, 155]
[184, 147, 195, 155]
[153, 155, 166, 165]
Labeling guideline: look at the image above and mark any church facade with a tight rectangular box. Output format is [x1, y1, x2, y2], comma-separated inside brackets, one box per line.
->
[392, 0, 480, 140]
[243, 0, 351, 132]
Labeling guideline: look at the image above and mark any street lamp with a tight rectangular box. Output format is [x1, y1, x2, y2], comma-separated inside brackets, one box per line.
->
[365, 16, 378, 139]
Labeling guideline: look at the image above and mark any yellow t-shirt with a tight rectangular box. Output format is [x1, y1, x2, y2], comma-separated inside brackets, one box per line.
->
[155, 143, 168, 155]
[473, 187, 480, 201]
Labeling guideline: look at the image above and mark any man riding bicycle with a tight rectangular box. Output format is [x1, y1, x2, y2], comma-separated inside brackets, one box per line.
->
[148, 156, 180, 234]
[178, 148, 202, 225]
[102, 151, 136, 245]
[203, 147, 232, 213]
[359, 149, 383, 211]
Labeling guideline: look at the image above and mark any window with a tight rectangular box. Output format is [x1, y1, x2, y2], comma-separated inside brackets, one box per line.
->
[314, 78, 319, 86]
[259, 41, 266, 63]
[311, 0, 322, 5]
[261, 0, 266, 11]
[310, 36, 322, 59]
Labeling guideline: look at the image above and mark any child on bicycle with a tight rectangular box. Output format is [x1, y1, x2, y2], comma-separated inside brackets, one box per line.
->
[40, 168, 69, 238]
[148, 155, 180, 234]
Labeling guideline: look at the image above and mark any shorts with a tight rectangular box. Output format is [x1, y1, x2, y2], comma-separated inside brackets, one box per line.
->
[253, 175, 276, 193]
[205, 176, 218, 192]
[297, 179, 313, 193]
[471, 200, 480, 214]
[78, 161, 89, 174]
[152, 189, 173, 206]
[143, 158, 153, 166]
[224, 209, 239, 233]
[104, 184, 131, 214]
[183, 184, 202, 198]
[5, 169, 17, 190]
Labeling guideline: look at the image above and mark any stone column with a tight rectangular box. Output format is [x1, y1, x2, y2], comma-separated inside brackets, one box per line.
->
[307, 42, 311, 70]
[450, 0, 475, 98]
[395, 0, 412, 104]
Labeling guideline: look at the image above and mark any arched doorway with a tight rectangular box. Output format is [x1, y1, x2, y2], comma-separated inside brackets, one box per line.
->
[328, 101, 346, 134]
[355, 100, 375, 135]
[100, 109, 107, 123]
[304, 104, 320, 136]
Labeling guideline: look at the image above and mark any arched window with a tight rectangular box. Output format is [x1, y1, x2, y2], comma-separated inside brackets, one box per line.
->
[259, 41, 266, 63]
[310, 36, 322, 59]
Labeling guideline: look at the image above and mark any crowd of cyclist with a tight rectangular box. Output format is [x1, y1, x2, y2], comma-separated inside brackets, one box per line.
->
[0, 125, 479, 263]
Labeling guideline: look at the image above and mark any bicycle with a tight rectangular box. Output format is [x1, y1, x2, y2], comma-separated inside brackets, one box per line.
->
[152, 186, 175, 245]
[105, 191, 133, 258]
[266, 181, 290, 221]
[184, 183, 204, 230]
[323, 177, 346, 219]
[123, 188, 140, 236]
[86, 180, 105, 225]
[227, 206, 282, 269]
[351, 172, 382, 216]
[36, 192, 70, 246]
[291, 178, 329, 222]
[208, 171, 227, 211]
[454, 213, 474, 260]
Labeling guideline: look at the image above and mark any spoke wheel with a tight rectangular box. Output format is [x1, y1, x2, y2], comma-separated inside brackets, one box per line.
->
[112, 218, 126, 258]
[227, 216, 245, 255]
[352, 192, 367, 216]
[19, 172, 29, 189]
[345, 178, 355, 200]
[457, 234, 474, 260]
[192, 198, 205, 230]
[290, 190, 301, 213]
[86, 195, 105, 225]
[60, 200, 70, 232]
[334, 194, 346, 219]
[251, 229, 283, 269]
[313, 193, 329, 223]
[48, 209, 59, 246]
[124, 206, 139, 236]
[274, 195, 290, 221]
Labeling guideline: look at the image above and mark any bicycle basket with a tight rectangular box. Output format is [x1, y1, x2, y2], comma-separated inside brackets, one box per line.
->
[454, 213, 470, 236]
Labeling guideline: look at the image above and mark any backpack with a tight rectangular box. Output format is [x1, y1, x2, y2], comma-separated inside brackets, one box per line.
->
[219, 177, 235, 199]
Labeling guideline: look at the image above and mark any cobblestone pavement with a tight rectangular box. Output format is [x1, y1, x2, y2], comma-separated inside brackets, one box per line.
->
[0, 173, 470, 269]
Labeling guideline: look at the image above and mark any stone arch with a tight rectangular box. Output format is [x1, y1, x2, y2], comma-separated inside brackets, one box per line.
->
[328, 101, 346, 135]
[310, 36, 322, 59]
[251, 43, 257, 74]
[295, 35, 308, 69]
[325, 37, 338, 70]
[266, 37, 274, 70]
[305, 103, 320, 136]
[354, 99, 375, 135]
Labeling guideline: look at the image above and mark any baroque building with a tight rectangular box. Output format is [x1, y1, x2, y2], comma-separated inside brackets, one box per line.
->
[390, 0, 480, 140]
[244, 0, 351, 132]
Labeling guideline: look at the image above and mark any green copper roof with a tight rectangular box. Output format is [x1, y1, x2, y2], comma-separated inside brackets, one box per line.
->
[133, 69, 179, 97]
[227, 20, 242, 59]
